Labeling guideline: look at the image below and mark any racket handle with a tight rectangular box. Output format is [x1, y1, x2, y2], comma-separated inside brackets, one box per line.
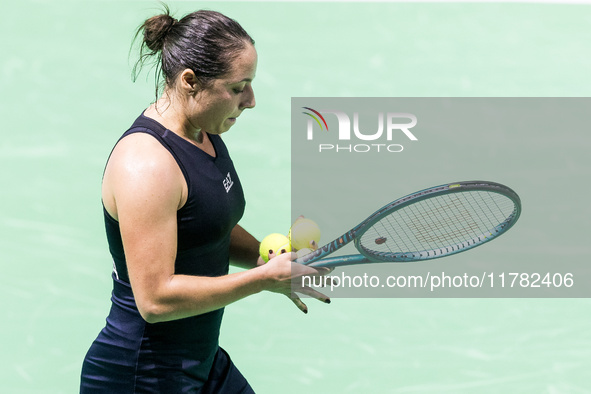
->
[306, 255, 372, 268]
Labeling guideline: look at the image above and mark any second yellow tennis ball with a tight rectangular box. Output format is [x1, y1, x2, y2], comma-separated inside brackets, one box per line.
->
[259, 233, 291, 263]
[289, 218, 321, 251]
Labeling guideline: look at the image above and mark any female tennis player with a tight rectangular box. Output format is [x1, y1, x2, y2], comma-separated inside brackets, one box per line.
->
[80, 7, 331, 393]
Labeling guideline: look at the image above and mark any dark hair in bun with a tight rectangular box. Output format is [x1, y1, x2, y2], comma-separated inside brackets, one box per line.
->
[132, 4, 255, 97]
[142, 12, 177, 53]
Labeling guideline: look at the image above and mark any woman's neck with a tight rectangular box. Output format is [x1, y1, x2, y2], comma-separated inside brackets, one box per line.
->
[145, 97, 204, 144]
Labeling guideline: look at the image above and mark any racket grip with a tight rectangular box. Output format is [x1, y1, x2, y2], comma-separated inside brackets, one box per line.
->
[306, 255, 373, 268]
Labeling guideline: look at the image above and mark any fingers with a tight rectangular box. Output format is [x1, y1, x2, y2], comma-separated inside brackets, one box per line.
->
[289, 294, 308, 314]
[289, 267, 332, 311]
[267, 249, 277, 260]
[264, 252, 334, 313]
[290, 261, 332, 279]
[286, 287, 330, 313]
[299, 286, 331, 304]
[267, 248, 294, 261]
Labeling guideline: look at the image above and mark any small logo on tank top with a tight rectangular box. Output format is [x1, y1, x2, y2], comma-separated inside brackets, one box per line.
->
[223, 172, 234, 193]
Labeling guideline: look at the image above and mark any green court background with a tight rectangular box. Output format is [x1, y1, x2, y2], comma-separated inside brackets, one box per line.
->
[1, 1, 590, 393]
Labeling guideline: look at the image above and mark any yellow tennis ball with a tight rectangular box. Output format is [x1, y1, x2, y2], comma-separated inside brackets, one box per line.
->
[289, 218, 321, 251]
[259, 233, 292, 263]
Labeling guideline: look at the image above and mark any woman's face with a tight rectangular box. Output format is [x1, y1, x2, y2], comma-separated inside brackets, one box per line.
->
[187, 43, 257, 135]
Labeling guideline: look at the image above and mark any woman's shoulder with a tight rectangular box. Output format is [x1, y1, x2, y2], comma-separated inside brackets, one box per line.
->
[102, 131, 186, 219]
[109, 131, 179, 176]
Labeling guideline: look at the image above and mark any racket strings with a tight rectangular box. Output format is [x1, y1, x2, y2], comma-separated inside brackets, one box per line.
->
[378, 212, 418, 253]
[407, 196, 480, 244]
[361, 191, 516, 255]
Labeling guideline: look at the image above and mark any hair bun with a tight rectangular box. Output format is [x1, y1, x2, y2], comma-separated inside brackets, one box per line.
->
[142, 13, 177, 52]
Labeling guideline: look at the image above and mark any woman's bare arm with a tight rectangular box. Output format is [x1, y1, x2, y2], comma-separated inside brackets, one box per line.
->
[103, 133, 329, 322]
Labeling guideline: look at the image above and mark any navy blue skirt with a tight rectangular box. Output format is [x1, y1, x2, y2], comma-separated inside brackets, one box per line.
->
[81, 345, 253, 393]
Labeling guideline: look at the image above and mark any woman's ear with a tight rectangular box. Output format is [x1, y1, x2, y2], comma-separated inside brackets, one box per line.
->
[179, 69, 199, 95]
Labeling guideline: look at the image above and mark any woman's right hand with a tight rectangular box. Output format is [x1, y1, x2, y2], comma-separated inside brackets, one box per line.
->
[260, 252, 332, 314]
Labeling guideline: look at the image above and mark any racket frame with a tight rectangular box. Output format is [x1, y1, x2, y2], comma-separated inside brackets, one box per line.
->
[294, 181, 521, 268]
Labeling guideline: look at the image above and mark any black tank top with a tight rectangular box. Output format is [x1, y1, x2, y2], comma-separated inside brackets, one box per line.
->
[105, 112, 246, 282]
[91, 113, 246, 390]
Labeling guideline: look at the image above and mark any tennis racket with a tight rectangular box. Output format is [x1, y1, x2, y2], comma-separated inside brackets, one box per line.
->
[294, 180, 521, 268]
